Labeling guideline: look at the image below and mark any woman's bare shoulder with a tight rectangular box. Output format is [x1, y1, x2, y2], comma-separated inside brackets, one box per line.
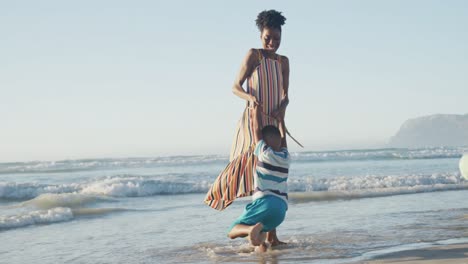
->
[246, 48, 260, 59]
[242, 48, 261, 67]
[279, 54, 289, 63]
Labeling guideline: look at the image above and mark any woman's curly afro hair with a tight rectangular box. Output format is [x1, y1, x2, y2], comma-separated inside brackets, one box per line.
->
[255, 10, 286, 32]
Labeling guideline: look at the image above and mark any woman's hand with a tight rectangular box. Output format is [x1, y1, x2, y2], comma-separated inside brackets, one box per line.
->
[248, 95, 260, 107]
[249, 104, 263, 117]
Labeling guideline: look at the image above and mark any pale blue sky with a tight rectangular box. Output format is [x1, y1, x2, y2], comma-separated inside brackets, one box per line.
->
[1, 1, 467, 162]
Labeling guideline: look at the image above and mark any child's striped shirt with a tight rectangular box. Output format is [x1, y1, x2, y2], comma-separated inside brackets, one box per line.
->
[252, 140, 290, 206]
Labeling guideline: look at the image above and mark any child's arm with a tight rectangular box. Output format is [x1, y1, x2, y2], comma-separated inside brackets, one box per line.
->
[252, 104, 263, 144]
[271, 96, 288, 121]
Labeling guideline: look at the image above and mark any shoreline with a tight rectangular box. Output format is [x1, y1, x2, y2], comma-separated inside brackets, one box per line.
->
[354, 239, 468, 264]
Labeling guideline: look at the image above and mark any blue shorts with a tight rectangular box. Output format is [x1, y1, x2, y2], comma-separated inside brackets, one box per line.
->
[229, 195, 287, 233]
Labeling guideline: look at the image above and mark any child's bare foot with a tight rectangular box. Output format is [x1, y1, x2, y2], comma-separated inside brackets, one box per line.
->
[248, 223, 263, 246]
[255, 242, 268, 253]
[258, 231, 267, 245]
[266, 229, 286, 247]
[269, 239, 287, 247]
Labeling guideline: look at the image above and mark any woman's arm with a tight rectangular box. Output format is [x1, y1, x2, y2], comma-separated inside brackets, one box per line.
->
[271, 55, 290, 120]
[281, 55, 290, 101]
[232, 49, 260, 105]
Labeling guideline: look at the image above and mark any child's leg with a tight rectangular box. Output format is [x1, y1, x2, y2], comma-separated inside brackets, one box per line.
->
[266, 229, 287, 246]
[228, 222, 264, 246]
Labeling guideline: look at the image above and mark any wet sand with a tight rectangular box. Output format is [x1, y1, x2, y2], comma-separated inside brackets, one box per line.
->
[361, 243, 468, 264]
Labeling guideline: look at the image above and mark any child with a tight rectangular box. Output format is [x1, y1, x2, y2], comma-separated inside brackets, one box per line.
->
[227, 104, 290, 252]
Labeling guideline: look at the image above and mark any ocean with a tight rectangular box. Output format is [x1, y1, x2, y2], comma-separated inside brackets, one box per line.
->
[1, 147, 468, 263]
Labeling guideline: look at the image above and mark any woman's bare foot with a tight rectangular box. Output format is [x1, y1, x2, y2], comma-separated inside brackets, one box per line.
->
[248, 223, 264, 246]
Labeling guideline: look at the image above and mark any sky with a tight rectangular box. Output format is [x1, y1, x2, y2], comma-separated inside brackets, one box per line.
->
[1, 1, 467, 162]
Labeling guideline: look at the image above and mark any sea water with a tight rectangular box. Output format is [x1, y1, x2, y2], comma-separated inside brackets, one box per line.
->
[1, 147, 467, 263]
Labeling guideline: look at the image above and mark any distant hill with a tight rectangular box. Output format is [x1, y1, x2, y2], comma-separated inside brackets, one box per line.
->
[389, 114, 468, 148]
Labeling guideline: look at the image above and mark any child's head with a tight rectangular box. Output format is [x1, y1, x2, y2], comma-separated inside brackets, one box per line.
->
[262, 125, 282, 150]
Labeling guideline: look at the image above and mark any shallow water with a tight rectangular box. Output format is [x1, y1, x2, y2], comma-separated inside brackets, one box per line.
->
[1, 147, 467, 263]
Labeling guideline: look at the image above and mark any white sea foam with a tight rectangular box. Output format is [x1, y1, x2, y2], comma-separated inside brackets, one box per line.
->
[80, 177, 211, 197]
[20, 193, 114, 209]
[0, 207, 73, 230]
[0, 176, 212, 200]
[1, 173, 466, 201]
[0, 205, 128, 230]
[292, 147, 468, 162]
[288, 172, 464, 192]
[0, 182, 81, 199]
[288, 172, 468, 202]
[1, 147, 466, 174]
[0, 155, 227, 174]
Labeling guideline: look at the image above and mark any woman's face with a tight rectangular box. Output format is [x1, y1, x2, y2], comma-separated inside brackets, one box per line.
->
[261, 27, 281, 53]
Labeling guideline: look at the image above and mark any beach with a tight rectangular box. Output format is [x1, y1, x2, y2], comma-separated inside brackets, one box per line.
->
[1, 147, 467, 263]
[361, 243, 468, 263]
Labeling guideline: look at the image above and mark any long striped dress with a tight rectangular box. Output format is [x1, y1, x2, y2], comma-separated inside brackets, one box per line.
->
[204, 49, 285, 210]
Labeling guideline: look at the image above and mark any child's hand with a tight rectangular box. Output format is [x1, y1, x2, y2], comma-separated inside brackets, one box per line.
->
[271, 107, 286, 122]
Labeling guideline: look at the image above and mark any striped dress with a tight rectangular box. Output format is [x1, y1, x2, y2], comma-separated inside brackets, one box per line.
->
[230, 50, 284, 161]
[204, 49, 285, 210]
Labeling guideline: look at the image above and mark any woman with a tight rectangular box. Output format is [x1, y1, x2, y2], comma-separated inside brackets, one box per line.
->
[205, 10, 299, 211]
[230, 9, 290, 161]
